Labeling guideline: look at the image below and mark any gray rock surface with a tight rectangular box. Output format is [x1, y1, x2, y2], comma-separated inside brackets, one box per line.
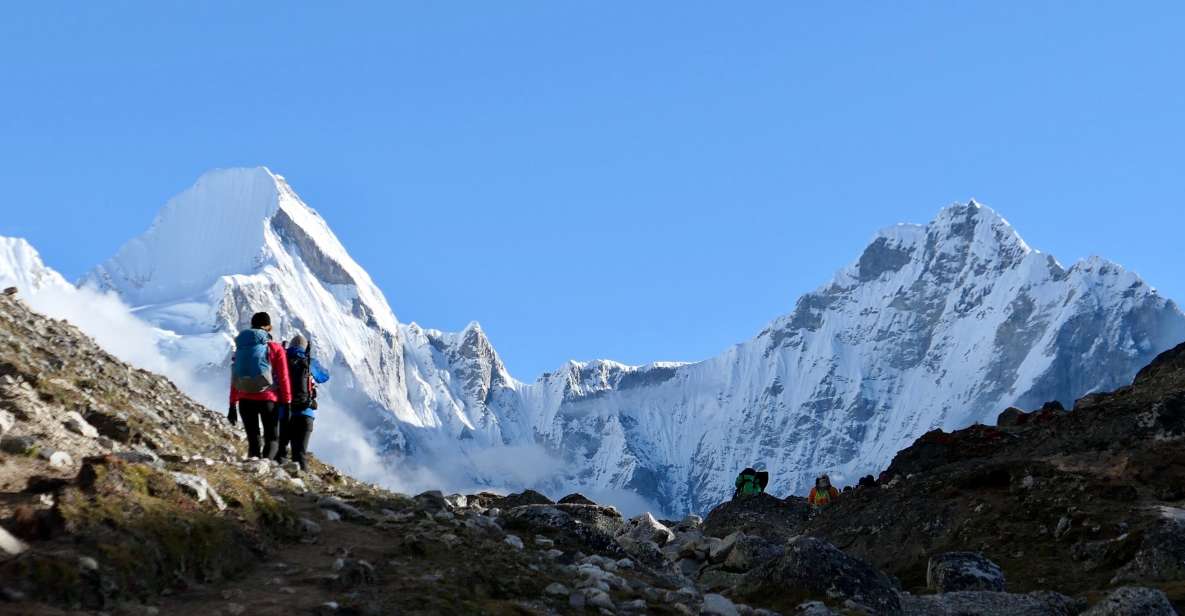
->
[0, 525, 27, 556]
[900, 590, 1079, 616]
[617, 512, 675, 546]
[171, 472, 226, 511]
[63, 411, 99, 438]
[1082, 586, 1175, 616]
[723, 533, 785, 573]
[926, 551, 1005, 592]
[737, 537, 901, 614]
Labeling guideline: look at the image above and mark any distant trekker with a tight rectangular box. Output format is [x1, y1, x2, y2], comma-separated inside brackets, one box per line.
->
[276, 333, 318, 471]
[228, 312, 291, 459]
[734, 467, 770, 498]
[808, 474, 840, 509]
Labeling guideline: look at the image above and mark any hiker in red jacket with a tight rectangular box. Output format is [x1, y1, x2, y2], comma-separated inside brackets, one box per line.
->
[228, 312, 292, 459]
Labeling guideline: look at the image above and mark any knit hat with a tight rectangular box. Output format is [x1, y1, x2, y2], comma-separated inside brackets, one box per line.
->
[250, 312, 271, 329]
[288, 333, 307, 350]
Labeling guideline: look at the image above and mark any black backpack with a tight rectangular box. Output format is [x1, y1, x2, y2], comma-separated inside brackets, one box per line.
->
[287, 348, 312, 407]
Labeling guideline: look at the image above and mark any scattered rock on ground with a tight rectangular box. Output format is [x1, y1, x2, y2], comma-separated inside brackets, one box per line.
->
[48, 450, 73, 469]
[493, 489, 554, 509]
[558, 492, 597, 506]
[171, 471, 226, 511]
[0, 525, 28, 556]
[319, 495, 366, 520]
[1082, 586, 1175, 616]
[702, 592, 740, 616]
[723, 533, 785, 572]
[703, 493, 809, 542]
[0, 434, 35, 455]
[736, 537, 901, 614]
[618, 512, 675, 546]
[63, 411, 99, 438]
[900, 590, 1080, 616]
[926, 551, 1005, 592]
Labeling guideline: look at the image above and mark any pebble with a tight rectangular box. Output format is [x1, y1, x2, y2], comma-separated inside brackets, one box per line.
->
[585, 588, 615, 610]
[0, 410, 13, 434]
[504, 535, 525, 550]
[0, 435, 35, 455]
[49, 450, 73, 469]
[64, 411, 99, 438]
[0, 525, 28, 556]
[78, 556, 99, 571]
[544, 582, 570, 596]
[702, 593, 740, 616]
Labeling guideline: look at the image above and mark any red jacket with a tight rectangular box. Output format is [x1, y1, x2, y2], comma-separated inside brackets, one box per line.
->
[230, 341, 292, 405]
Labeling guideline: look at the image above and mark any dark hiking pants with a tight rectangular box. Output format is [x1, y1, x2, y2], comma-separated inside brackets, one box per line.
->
[276, 407, 291, 462]
[275, 404, 308, 463]
[239, 400, 278, 459]
[288, 413, 314, 471]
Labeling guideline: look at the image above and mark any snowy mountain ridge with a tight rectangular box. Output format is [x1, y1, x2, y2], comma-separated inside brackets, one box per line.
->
[6, 167, 1184, 514]
[0, 237, 72, 294]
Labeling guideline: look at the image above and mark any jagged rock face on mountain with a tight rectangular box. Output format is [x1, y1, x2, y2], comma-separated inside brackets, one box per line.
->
[513, 203, 1185, 513]
[57, 169, 1185, 515]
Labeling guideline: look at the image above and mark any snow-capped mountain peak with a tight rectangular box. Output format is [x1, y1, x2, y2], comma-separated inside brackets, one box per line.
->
[0, 237, 71, 294]
[86, 167, 397, 332]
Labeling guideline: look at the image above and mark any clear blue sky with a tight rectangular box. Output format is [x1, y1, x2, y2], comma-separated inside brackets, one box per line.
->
[2, 3, 1182, 379]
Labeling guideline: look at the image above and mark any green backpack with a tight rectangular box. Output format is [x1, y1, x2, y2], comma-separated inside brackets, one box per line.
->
[735, 468, 768, 497]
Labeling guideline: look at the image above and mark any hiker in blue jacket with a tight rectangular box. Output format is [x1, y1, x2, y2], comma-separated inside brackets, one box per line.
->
[275, 333, 319, 471]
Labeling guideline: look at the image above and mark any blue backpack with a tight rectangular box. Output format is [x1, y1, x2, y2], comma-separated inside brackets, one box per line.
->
[232, 329, 273, 393]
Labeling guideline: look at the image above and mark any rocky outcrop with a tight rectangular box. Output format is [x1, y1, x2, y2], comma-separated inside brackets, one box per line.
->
[503, 503, 624, 554]
[702, 493, 808, 541]
[1083, 586, 1176, 616]
[900, 590, 1079, 616]
[736, 537, 902, 614]
[926, 552, 1005, 592]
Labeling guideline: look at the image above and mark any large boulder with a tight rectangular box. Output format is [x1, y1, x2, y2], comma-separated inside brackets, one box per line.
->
[503, 503, 623, 553]
[1082, 587, 1175, 616]
[702, 493, 808, 542]
[170, 472, 226, 511]
[900, 591, 1079, 616]
[722, 533, 785, 573]
[0, 524, 28, 556]
[735, 537, 901, 614]
[492, 489, 553, 509]
[926, 551, 1005, 592]
[1112, 518, 1185, 584]
[617, 512, 674, 547]
[558, 492, 597, 506]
